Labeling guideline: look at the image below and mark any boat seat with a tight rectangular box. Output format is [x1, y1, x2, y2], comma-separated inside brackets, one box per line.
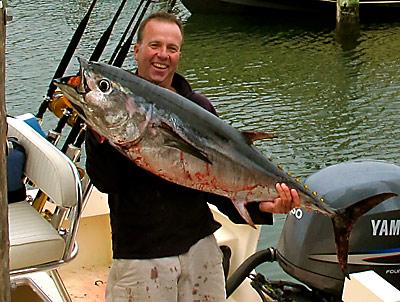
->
[9, 200, 65, 270]
[7, 116, 83, 302]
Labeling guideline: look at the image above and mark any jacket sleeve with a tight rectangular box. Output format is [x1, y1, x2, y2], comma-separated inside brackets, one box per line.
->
[206, 192, 273, 225]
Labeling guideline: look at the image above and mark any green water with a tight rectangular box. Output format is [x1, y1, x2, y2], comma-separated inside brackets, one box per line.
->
[5, 0, 400, 283]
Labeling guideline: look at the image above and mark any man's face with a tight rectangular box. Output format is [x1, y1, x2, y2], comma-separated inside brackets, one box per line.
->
[134, 19, 182, 89]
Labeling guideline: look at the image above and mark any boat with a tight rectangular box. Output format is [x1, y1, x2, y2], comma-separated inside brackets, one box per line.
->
[178, 0, 400, 15]
[8, 114, 400, 301]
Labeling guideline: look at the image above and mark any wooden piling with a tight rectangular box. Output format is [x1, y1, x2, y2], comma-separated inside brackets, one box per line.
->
[0, 1, 11, 301]
[336, 0, 360, 49]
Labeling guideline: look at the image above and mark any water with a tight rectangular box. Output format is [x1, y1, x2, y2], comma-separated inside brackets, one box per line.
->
[5, 0, 400, 283]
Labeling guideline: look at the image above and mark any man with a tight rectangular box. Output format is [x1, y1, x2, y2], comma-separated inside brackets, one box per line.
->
[85, 11, 300, 302]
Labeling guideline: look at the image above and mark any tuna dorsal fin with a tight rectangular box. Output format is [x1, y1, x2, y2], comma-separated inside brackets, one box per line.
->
[241, 131, 276, 144]
[160, 122, 212, 164]
[331, 192, 396, 277]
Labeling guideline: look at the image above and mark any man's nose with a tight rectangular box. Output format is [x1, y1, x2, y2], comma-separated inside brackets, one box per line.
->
[156, 46, 168, 58]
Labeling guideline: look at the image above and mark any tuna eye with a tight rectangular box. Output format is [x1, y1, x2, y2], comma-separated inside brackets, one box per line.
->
[98, 79, 111, 93]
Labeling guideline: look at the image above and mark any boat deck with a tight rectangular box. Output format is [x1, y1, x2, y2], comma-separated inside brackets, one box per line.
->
[11, 213, 112, 302]
[57, 214, 111, 301]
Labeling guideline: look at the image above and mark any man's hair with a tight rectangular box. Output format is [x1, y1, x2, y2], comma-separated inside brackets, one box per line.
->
[137, 11, 184, 43]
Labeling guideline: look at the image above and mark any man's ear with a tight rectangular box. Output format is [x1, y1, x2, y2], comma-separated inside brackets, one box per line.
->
[133, 43, 139, 58]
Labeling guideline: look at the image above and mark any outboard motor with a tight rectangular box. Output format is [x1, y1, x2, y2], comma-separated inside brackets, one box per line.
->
[277, 160, 400, 297]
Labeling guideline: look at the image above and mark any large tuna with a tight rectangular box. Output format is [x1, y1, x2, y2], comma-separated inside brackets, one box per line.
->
[55, 58, 396, 275]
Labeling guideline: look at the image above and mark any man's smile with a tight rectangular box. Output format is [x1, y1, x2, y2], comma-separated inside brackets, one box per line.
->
[152, 62, 168, 69]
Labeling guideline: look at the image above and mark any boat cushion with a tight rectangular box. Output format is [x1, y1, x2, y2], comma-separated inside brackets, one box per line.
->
[8, 201, 65, 271]
[6, 137, 27, 203]
[7, 116, 79, 208]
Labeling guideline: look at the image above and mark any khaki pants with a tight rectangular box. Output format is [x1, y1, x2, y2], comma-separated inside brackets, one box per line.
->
[105, 234, 226, 302]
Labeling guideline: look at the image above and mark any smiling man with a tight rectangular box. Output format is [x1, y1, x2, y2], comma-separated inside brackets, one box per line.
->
[134, 12, 182, 91]
[85, 11, 300, 302]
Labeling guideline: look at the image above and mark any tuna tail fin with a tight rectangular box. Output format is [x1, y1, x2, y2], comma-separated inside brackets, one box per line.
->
[233, 201, 257, 229]
[331, 192, 397, 278]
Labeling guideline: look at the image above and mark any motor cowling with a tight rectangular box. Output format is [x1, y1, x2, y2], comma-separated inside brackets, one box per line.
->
[277, 160, 400, 296]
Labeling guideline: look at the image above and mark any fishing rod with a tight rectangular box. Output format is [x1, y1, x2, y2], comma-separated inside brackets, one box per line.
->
[46, 108, 72, 145]
[112, 0, 153, 67]
[39, 0, 146, 155]
[60, 0, 160, 152]
[36, 0, 98, 120]
[41, 0, 155, 151]
[69, 0, 153, 208]
[89, 0, 128, 62]
[59, 0, 153, 150]
[33, 0, 108, 211]
[61, 116, 85, 153]
[58, 0, 147, 209]
[108, 0, 146, 65]
[65, 123, 87, 163]
[42, 0, 129, 147]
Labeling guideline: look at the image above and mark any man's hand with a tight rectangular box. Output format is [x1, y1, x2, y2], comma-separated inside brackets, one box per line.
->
[259, 183, 301, 214]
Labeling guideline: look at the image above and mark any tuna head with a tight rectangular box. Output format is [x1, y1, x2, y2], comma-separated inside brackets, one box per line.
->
[54, 57, 149, 145]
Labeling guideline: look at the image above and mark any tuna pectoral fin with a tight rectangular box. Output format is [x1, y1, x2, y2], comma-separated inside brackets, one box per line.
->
[160, 122, 212, 164]
[331, 192, 397, 278]
[234, 201, 256, 229]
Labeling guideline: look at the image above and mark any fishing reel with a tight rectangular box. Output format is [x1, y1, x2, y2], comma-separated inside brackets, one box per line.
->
[32, 75, 87, 213]
[46, 74, 82, 128]
[47, 90, 79, 127]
